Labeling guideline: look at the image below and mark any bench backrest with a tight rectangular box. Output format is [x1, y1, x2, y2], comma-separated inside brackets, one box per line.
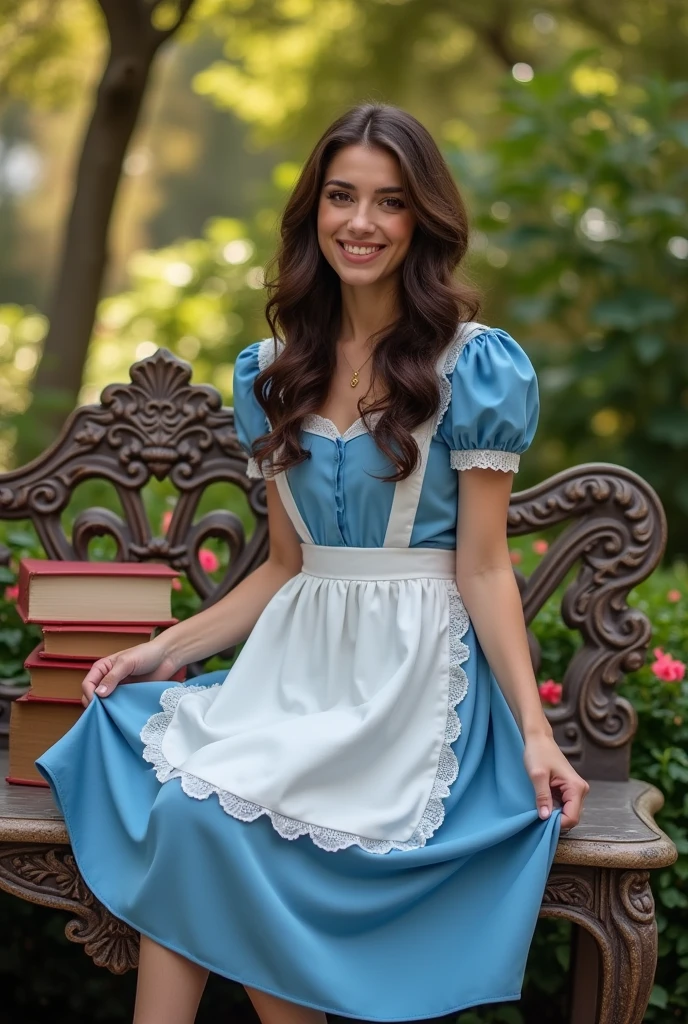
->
[0, 349, 666, 781]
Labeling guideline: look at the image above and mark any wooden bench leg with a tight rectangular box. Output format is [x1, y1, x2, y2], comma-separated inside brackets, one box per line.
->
[0, 842, 139, 973]
[542, 866, 657, 1024]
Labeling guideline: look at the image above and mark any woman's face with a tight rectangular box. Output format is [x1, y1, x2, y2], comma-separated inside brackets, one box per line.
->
[317, 144, 416, 288]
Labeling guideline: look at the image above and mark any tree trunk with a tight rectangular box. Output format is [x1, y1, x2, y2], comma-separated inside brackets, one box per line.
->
[17, 1, 196, 464]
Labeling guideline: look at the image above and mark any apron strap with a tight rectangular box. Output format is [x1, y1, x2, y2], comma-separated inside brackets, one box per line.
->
[382, 417, 435, 548]
[383, 337, 458, 549]
[257, 338, 315, 545]
[274, 471, 315, 545]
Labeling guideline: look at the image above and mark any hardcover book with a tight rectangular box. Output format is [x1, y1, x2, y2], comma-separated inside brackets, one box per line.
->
[26, 643, 187, 699]
[8, 693, 83, 786]
[41, 623, 164, 659]
[17, 559, 179, 625]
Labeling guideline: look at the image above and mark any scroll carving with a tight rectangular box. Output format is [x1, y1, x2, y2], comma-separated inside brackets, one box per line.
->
[510, 466, 666, 778]
[0, 844, 138, 972]
[541, 866, 657, 1024]
[0, 349, 268, 605]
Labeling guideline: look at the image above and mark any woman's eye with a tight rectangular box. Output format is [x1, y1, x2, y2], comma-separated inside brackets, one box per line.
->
[327, 191, 353, 202]
[381, 197, 405, 209]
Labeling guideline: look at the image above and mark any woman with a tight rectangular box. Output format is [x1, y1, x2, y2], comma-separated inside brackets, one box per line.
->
[37, 103, 588, 1024]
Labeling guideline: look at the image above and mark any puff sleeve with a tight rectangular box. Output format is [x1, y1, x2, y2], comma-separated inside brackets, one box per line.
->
[438, 328, 539, 474]
[233, 342, 270, 479]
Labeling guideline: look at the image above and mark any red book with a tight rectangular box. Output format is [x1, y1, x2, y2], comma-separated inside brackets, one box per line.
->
[41, 622, 176, 660]
[17, 558, 179, 625]
[8, 692, 83, 786]
[25, 642, 187, 699]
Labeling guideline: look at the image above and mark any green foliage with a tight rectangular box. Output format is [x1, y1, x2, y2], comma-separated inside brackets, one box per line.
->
[525, 557, 688, 1021]
[0, 0, 104, 108]
[83, 215, 270, 404]
[448, 55, 688, 556]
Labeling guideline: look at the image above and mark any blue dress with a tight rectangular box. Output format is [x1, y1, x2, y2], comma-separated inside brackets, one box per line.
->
[36, 323, 561, 1021]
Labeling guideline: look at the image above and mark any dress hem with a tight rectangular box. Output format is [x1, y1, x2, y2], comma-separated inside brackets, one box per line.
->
[34, 757, 527, 1024]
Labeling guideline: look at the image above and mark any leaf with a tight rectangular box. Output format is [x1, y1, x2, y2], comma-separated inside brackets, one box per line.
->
[5, 529, 38, 548]
[633, 334, 665, 365]
[649, 984, 669, 1008]
[648, 411, 688, 448]
[495, 1007, 525, 1024]
[592, 292, 676, 330]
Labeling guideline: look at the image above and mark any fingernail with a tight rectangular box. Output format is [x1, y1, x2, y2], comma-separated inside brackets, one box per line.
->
[97, 685, 108, 695]
[540, 806, 550, 819]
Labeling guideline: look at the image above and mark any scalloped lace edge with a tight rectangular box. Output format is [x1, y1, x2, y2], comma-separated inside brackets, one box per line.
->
[258, 337, 284, 373]
[139, 580, 470, 855]
[450, 449, 520, 473]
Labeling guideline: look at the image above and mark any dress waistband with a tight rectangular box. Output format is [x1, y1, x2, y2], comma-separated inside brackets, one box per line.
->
[300, 544, 456, 581]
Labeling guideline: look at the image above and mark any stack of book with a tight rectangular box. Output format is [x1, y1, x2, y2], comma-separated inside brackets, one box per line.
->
[8, 559, 181, 786]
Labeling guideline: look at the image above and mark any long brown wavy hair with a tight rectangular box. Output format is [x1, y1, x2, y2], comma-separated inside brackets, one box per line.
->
[252, 102, 480, 481]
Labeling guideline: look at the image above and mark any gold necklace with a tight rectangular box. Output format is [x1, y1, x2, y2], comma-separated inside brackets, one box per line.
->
[340, 346, 374, 388]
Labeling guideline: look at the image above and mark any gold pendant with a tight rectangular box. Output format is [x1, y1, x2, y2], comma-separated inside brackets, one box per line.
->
[350, 372, 359, 388]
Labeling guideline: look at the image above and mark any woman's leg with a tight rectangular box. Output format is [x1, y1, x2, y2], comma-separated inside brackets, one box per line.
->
[245, 987, 327, 1024]
[133, 935, 209, 1024]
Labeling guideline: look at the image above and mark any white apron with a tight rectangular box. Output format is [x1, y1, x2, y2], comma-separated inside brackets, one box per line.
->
[141, 346, 472, 854]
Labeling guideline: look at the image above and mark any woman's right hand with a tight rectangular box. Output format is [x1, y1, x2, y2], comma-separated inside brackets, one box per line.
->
[81, 640, 180, 707]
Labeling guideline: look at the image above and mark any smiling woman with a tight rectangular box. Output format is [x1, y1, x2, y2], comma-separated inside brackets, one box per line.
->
[254, 105, 481, 480]
[36, 103, 588, 1024]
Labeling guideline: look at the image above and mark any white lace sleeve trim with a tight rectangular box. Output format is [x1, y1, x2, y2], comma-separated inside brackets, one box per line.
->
[433, 322, 492, 437]
[450, 449, 521, 473]
[139, 581, 470, 855]
[257, 336, 284, 373]
[246, 456, 264, 479]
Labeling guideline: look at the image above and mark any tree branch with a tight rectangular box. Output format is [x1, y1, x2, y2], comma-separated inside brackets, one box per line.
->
[150, 0, 196, 45]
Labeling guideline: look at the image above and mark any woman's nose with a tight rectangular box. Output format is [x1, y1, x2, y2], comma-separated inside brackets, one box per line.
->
[347, 204, 375, 233]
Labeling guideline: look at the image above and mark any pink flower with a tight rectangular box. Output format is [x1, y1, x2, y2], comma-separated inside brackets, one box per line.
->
[161, 510, 173, 534]
[509, 549, 523, 565]
[532, 539, 549, 555]
[650, 647, 686, 682]
[4, 585, 18, 602]
[199, 548, 219, 572]
[171, 577, 182, 591]
[667, 589, 681, 603]
[538, 679, 563, 705]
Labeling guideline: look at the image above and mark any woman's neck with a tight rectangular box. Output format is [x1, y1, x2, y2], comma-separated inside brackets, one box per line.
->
[339, 277, 399, 346]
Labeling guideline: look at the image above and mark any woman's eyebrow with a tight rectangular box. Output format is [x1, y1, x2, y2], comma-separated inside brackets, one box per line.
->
[323, 178, 404, 194]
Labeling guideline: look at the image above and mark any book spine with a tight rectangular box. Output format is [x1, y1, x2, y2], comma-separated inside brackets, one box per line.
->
[16, 562, 31, 623]
[5, 776, 50, 788]
[22, 693, 84, 705]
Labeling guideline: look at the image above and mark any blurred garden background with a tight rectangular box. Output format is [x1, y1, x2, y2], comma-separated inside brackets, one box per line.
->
[0, 0, 687, 1021]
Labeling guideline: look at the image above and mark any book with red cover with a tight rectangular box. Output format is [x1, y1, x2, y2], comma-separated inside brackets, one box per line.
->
[40, 621, 176, 660]
[17, 558, 179, 625]
[8, 692, 83, 786]
[25, 642, 187, 699]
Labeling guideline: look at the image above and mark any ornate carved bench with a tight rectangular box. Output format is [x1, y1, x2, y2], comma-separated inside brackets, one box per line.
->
[0, 350, 677, 1023]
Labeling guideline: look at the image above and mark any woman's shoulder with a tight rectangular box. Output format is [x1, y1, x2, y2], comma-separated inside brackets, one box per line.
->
[442, 322, 535, 381]
[235, 337, 284, 379]
[436, 322, 539, 456]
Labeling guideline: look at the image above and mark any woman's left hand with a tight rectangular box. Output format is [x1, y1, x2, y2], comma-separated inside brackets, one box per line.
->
[523, 734, 590, 831]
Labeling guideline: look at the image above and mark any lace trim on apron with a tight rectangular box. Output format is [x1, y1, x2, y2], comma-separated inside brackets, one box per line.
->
[141, 580, 470, 854]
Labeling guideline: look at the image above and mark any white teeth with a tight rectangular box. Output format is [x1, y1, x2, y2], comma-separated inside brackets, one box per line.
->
[341, 243, 383, 255]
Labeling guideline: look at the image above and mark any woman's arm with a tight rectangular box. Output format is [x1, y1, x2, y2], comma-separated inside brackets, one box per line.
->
[81, 481, 303, 702]
[158, 479, 303, 670]
[454, 467, 589, 830]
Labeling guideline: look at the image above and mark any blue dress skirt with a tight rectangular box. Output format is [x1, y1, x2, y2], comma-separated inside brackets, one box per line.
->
[37, 323, 561, 1021]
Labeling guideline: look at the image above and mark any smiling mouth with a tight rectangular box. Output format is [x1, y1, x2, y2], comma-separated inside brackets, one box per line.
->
[336, 241, 386, 257]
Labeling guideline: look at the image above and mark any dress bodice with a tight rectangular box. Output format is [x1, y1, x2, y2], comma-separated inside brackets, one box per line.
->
[233, 323, 539, 549]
